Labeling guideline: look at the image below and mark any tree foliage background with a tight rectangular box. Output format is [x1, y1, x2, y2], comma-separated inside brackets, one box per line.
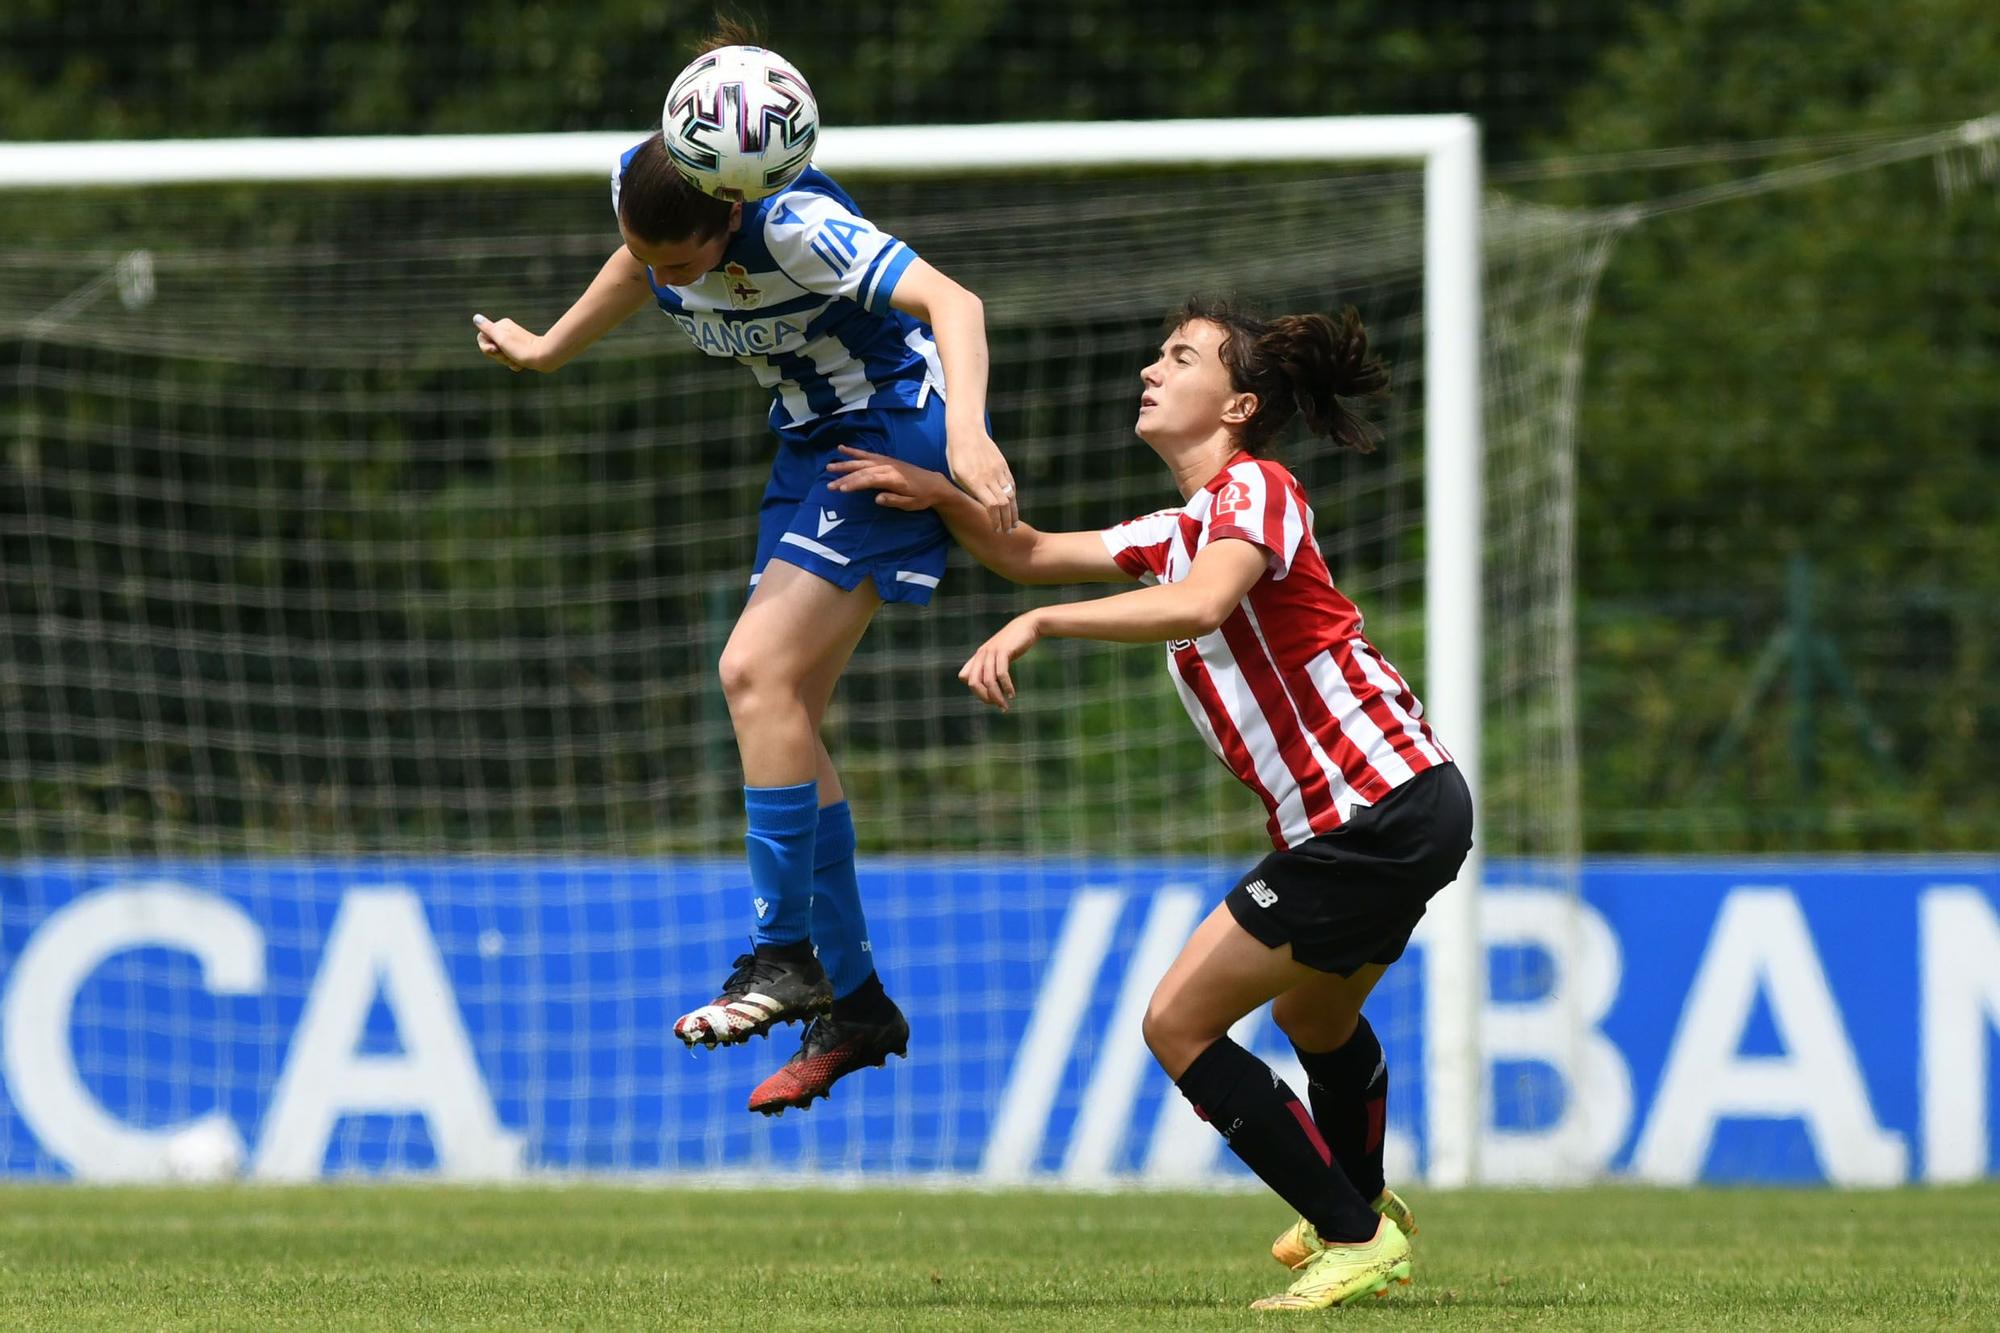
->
[2, 0, 1995, 853]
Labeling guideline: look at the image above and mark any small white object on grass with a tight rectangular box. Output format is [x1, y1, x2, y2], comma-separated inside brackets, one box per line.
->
[163, 1119, 246, 1182]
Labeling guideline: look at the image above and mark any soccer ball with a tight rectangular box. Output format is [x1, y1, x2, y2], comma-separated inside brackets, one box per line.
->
[661, 45, 819, 202]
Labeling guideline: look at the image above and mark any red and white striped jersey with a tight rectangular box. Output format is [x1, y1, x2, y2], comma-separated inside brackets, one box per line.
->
[1099, 452, 1452, 850]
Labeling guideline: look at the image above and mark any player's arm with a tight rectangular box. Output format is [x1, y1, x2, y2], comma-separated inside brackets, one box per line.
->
[472, 246, 654, 373]
[959, 540, 1268, 711]
[1033, 540, 1266, 643]
[826, 446, 1123, 585]
[886, 259, 1020, 533]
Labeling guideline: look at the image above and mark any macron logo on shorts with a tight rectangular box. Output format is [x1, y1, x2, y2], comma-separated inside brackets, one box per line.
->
[816, 507, 845, 538]
[1245, 878, 1277, 908]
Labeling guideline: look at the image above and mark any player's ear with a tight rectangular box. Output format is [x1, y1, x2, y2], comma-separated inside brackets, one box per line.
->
[728, 202, 743, 232]
[1221, 392, 1258, 425]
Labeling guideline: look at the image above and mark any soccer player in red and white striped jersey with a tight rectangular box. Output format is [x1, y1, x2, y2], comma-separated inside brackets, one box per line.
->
[830, 297, 1472, 1310]
[1097, 443, 1451, 851]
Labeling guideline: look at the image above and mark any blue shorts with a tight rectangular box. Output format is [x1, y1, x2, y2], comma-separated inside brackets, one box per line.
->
[752, 396, 952, 606]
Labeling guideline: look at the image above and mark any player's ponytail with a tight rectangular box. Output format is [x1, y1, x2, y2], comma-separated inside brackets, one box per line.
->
[1169, 296, 1389, 456]
[1258, 308, 1388, 455]
[691, 14, 763, 56]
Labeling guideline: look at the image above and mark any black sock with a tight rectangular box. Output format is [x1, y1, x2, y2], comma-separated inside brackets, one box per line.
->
[1292, 1014, 1388, 1201]
[753, 937, 817, 966]
[831, 969, 896, 1022]
[1174, 1036, 1380, 1243]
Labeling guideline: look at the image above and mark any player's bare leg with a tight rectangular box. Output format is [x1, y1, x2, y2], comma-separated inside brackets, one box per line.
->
[719, 558, 880, 788]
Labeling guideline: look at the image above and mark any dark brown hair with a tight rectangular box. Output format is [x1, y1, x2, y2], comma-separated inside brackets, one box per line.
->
[1168, 296, 1390, 455]
[617, 131, 735, 245]
[692, 14, 762, 56]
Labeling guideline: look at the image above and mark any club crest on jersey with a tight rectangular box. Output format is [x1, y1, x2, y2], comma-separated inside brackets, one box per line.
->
[722, 262, 763, 310]
[1213, 480, 1254, 521]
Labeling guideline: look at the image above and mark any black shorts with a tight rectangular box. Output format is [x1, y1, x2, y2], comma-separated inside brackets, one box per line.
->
[1223, 762, 1474, 976]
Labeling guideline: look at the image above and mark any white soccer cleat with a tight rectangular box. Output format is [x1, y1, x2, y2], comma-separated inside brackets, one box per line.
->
[673, 950, 832, 1049]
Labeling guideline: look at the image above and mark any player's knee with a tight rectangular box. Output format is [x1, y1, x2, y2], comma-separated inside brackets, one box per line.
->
[1271, 992, 1357, 1052]
[1140, 998, 1180, 1067]
[1142, 990, 1217, 1077]
[717, 641, 781, 711]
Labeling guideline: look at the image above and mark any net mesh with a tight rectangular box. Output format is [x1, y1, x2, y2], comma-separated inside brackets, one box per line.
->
[0, 161, 1613, 1177]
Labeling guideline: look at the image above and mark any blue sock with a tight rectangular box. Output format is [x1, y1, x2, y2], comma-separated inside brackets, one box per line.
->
[809, 801, 875, 998]
[744, 781, 818, 948]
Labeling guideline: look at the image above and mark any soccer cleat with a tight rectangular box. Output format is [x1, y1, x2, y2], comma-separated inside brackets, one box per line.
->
[746, 1003, 910, 1116]
[1372, 1186, 1419, 1239]
[1250, 1216, 1413, 1311]
[1270, 1188, 1418, 1269]
[672, 949, 832, 1049]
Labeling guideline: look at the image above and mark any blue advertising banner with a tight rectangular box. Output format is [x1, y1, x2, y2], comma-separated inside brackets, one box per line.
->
[1, 858, 1995, 1184]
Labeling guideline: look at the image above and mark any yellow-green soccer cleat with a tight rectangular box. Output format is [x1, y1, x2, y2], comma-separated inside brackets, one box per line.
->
[1250, 1216, 1413, 1311]
[1269, 1187, 1418, 1269]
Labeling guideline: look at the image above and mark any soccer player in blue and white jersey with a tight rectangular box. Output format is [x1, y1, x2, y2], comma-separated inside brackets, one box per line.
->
[471, 45, 1017, 1116]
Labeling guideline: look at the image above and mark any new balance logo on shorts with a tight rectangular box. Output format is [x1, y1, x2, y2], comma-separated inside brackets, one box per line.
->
[1244, 878, 1277, 908]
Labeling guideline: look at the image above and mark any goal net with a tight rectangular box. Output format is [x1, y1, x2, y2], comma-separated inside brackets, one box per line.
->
[0, 121, 1612, 1182]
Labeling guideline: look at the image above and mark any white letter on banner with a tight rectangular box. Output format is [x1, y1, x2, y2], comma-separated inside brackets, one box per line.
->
[1920, 886, 2000, 1182]
[1063, 886, 1204, 1182]
[251, 888, 521, 1180]
[981, 888, 1125, 1180]
[1633, 887, 1906, 1185]
[0, 883, 262, 1180]
[1480, 888, 1632, 1184]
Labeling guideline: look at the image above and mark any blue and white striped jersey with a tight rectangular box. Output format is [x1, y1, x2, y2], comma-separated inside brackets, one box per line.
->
[613, 146, 943, 441]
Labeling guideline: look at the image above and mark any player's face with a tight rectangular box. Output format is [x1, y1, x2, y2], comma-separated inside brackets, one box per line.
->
[1137, 320, 1241, 447]
[620, 208, 740, 286]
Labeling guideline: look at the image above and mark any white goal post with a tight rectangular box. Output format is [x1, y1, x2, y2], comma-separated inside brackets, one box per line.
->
[0, 116, 1485, 1187]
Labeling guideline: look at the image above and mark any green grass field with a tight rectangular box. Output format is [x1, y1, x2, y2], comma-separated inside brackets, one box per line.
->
[2, 1182, 1995, 1330]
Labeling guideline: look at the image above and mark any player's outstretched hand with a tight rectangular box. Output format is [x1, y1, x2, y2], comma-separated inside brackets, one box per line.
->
[472, 314, 545, 373]
[959, 613, 1041, 713]
[827, 446, 951, 511]
[945, 427, 1019, 534]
